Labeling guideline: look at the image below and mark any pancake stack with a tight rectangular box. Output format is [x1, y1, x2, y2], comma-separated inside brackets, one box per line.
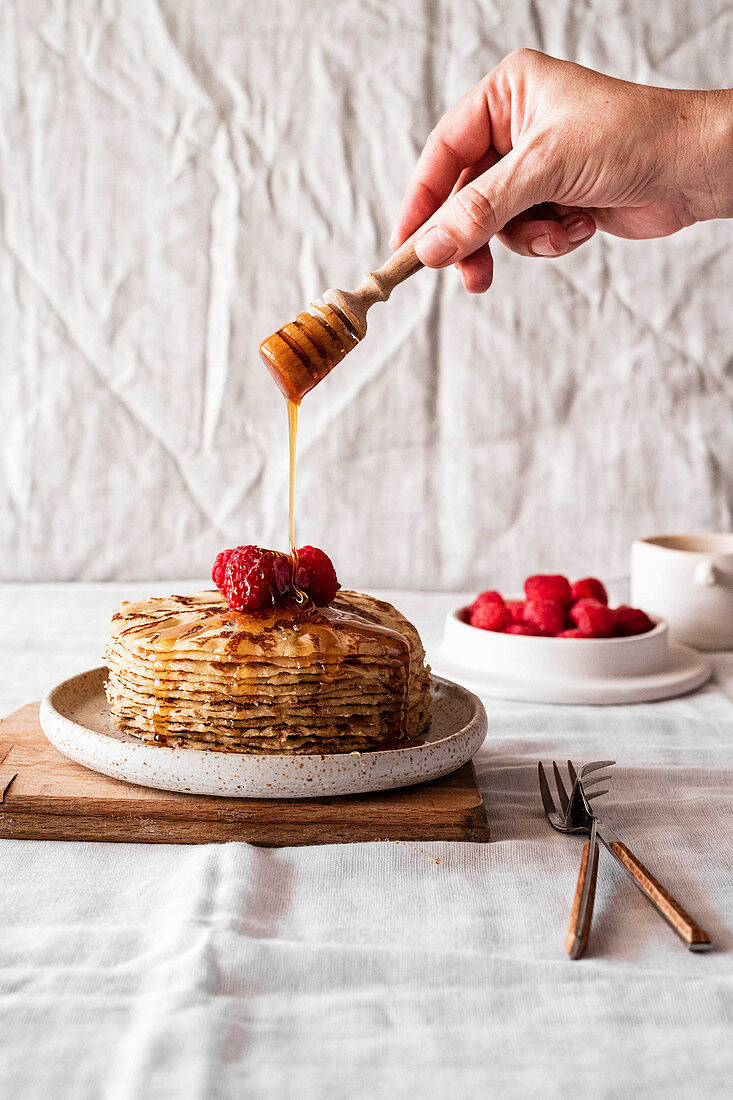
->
[105, 589, 431, 753]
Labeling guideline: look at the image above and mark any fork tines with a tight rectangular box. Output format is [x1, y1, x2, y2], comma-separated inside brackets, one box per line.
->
[539, 759, 615, 824]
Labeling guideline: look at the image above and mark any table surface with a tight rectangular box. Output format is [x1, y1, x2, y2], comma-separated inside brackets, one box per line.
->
[1, 581, 732, 1100]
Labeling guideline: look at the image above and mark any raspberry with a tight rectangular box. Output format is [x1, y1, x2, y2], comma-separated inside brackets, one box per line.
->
[295, 545, 340, 604]
[469, 590, 505, 614]
[505, 599, 525, 625]
[570, 598, 616, 638]
[523, 598, 566, 636]
[556, 628, 594, 638]
[211, 548, 234, 592]
[613, 605, 655, 637]
[471, 601, 510, 632]
[571, 577, 608, 605]
[222, 545, 292, 611]
[524, 574, 573, 608]
[505, 623, 542, 636]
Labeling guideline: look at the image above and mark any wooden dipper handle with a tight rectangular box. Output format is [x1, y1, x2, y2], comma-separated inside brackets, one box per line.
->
[364, 232, 424, 299]
[607, 841, 712, 951]
[325, 232, 423, 339]
[565, 838, 599, 959]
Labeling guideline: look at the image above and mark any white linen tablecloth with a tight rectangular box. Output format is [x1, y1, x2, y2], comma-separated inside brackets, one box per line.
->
[1, 582, 732, 1099]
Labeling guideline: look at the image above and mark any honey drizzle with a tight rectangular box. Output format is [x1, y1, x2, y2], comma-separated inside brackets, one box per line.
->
[312, 603, 411, 738]
[287, 398, 299, 558]
[258, 306, 413, 742]
[152, 642, 173, 744]
[277, 328, 319, 378]
[286, 397, 309, 604]
[119, 604, 235, 745]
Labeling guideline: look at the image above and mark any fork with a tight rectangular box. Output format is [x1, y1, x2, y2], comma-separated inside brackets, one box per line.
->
[539, 759, 712, 954]
[539, 759, 611, 957]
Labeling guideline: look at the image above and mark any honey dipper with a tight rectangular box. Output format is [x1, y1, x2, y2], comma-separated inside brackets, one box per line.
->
[259, 234, 422, 404]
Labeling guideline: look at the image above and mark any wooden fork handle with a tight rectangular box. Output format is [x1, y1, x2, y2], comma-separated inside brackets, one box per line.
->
[565, 838, 599, 959]
[607, 841, 712, 951]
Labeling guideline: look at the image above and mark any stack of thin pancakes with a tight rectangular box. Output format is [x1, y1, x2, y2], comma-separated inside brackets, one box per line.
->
[105, 589, 431, 753]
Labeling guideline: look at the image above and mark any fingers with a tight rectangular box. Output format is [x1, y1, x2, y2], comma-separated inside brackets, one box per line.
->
[456, 243, 494, 293]
[413, 146, 548, 267]
[390, 73, 508, 250]
[497, 208, 596, 257]
[451, 148, 501, 199]
[452, 210, 594, 295]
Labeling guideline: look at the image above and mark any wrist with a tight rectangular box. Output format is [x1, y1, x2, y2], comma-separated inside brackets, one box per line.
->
[679, 89, 733, 222]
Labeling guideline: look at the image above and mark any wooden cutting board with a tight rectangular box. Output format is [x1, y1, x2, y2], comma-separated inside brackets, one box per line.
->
[0, 704, 490, 845]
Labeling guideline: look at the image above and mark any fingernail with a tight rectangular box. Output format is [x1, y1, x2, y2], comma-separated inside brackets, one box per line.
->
[415, 226, 458, 266]
[388, 233, 397, 251]
[565, 217, 592, 243]
[530, 234, 558, 257]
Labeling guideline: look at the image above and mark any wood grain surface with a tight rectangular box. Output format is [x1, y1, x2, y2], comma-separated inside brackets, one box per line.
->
[0, 704, 490, 846]
[564, 838, 599, 959]
[325, 234, 423, 338]
[608, 840, 711, 949]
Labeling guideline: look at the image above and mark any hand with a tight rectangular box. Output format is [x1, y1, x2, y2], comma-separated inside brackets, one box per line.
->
[391, 50, 732, 292]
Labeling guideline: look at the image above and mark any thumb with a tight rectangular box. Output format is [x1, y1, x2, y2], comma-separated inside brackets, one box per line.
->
[414, 146, 548, 267]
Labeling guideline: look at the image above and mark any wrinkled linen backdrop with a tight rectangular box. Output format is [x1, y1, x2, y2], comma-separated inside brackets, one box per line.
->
[1, 0, 731, 587]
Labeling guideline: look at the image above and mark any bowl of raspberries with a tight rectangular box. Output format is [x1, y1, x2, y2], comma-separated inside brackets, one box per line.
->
[443, 574, 669, 685]
[466, 575, 654, 639]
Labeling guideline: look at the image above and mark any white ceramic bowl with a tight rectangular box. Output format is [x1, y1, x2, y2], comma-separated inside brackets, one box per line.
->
[443, 606, 669, 680]
[437, 602, 712, 704]
[631, 533, 733, 650]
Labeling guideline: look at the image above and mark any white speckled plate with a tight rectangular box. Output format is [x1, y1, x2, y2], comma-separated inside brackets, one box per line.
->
[39, 668, 487, 798]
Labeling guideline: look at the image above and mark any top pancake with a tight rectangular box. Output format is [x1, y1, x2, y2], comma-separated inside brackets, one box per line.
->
[109, 589, 422, 665]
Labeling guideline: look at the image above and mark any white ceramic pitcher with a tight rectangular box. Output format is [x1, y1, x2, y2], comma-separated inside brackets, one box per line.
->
[631, 534, 733, 650]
